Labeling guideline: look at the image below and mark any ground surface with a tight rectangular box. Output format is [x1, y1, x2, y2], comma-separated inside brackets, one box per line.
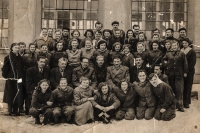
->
[0, 84, 200, 133]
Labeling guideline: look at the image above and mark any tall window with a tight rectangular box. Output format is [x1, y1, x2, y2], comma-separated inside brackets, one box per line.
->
[0, 0, 9, 48]
[42, 0, 98, 38]
[131, 0, 187, 38]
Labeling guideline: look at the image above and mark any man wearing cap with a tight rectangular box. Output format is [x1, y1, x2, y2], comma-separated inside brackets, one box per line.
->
[111, 21, 125, 41]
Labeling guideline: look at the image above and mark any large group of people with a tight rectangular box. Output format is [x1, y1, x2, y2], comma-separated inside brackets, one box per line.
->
[1, 21, 196, 126]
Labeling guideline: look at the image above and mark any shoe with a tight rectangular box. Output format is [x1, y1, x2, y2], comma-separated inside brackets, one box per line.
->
[54, 117, 59, 124]
[184, 104, 190, 108]
[25, 110, 29, 115]
[178, 108, 185, 112]
[43, 117, 48, 125]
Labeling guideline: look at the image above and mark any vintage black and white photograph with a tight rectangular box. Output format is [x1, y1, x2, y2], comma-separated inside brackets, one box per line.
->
[0, 0, 199, 133]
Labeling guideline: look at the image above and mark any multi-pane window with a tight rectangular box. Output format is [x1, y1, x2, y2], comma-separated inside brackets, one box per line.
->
[131, 0, 187, 38]
[42, 0, 98, 38]
[0, 0, 9, 48]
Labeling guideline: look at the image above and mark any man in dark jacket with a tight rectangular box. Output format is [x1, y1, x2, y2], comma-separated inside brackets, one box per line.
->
[60, 28, 70, 51]
[26, 56, 50, 114]
[72, 57, 97, 88]
[149, 73, 176, 121]
[50, 57, 73, 90]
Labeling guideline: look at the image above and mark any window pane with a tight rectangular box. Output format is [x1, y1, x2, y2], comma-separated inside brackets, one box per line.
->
[87, 12, 97, 19]
[160, 13, 170, 21]
[2, 37, 8, 47]
[2, 29, 8, 37]
[43, 0, 55, 8]
[145, 22, 156, 31]
[76, 11, 83, 20]
[146, 13, 156, 21]
[145, 2, 156, 12]
[70, 1, 77, 9]
[174, 3, 184, 12]
[58, 11, 70, 19]
[174, 13, 184, 22]
[57, 19, 70, 29]
[3, 9, 8, 19]
[77, 1, 84, 9]
[132, 12, 142, 21]
[43, 12, 54, 19]
[42, 19, 48, 28]
[3, 0, 9, 8]
[160, 2, 170, 12]
[63, 0, 70, 9]
[91, 1, 98, 10]
[3, 19, 8, 28]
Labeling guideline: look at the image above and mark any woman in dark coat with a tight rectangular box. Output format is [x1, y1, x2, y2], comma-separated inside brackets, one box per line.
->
[124, 29, 137, 52]
[132, 70, 156, 120]
[112, 79, 137, 120]
[2, 43, 23, 115]
[92, 82, 120, 123]
[29, 79, 53, 125]
[181, 38, 196, 108]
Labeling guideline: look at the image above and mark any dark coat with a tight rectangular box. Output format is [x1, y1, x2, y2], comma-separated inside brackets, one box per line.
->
[163, 51, 188, 76]
[60, 36, 70, 51]
[23, 51, 38, 71]
[108, 51, 123, 66]
[37, 52, 52, 68]
[31, 88, 52, 108]
[93, 49, 109, 66]
[110, 36, 124, 46]
[26, 66, 50, 93]
[124, 38, 138, 53]
[122, 53, 135, 68]
[133, 81, 156, 107]
[50, 66, 73, 90]
[50, 87, 73, 107]
[94, 64, 107, 84]
[151, 82, 176, 110]
[2, 52, 23, 104]
[148, 50, 163, 66]
[72, 66, 97, 88]
[92, 92, 120, 109]
[158, 74, 169, 84]
[112, 86, 137, 109]
[106, 65, 130, 89]
[134, 51, 149, 66]
[103, 36, 113, 51]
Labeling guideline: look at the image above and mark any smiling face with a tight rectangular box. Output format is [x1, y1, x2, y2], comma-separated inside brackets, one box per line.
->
[134, 26, 140, 35]
[29, 45, 36, 52]
[101, 85, 109, 95]
[12, 45, 20, 54]
[179, 30, 186, 38]
[115, 31, 121, 38]
[56, 43, 63, 51]
[59, 79, 68, 90]
[40, 81, 49, 93]
[139, 34, 145, 41]
[152, 35, 159, 41]
[182, 40, 189, 48]
[123, 46, 130, 54]
[138, 71, 146, 83]
[114, 44, 121, 52]
[41, 45, 48, 53]
[152, 43, 159, 50]
[128, 31, 133, 38]
[99, 43, 106, 50]
[55, 31, 61, 39]
[154, 66, 162, 76]
[81, 79, 90, 89]
[37, 58, 46, 68]
[149, 75, 158, 87]
[86, 31, 92, 38]
[58, 60, 67, 70]
[81, 58, 89, 69]
[85, 40, 92, 50]
[42, 29, 48, 37]
[137, 43, 144, 52]
[171, 42, 179, 51]
[104, 31, 110, 38]
[73, 31, 79, 38]
[95, 32, 102, 40]
[71, 40, 78, 49]
[113, 58, 121, 68]
[165, 42, 171, 50]
[95, 24, 102, 31]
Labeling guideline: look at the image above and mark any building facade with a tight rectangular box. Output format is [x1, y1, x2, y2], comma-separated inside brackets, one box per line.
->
[0, 0, 200, 82]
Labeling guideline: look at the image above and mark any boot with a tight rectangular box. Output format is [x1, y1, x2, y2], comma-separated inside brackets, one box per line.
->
[35, 117, 41, 124]
[43, 117, 48, 125]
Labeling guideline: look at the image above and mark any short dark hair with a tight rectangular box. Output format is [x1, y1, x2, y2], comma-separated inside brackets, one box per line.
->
[111, 21, 119, 25]
[137, 69, 147, 78]
[84, 29, 94, 37]
[113, 55, 122, 61]
[18, 42, 26, 46]
[103, 29, 112, 36]
[97, 40, 107, 49]
[94, 30, 102, 35]
[37, 56, 46, 61]
[165, 28, 174, 33]
[154, 64, 164, 72]
[178, 27, 187, 32]
[95, 21, 103, 28]
[125, 29, 136, 38]
[148, 73, 157, 80]
[62, 27, 70, 31]
[28, 43, 36, 48]
[133, 24, 140, 29]
[181, 38, 192, 45]
[152, 28, 160, 33]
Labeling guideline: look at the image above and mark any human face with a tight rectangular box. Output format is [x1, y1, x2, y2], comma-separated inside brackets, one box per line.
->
[165, 42, 171, 50]
[73, 31, 79, 38]
[37, 58, 46, 68]
[138, 72, 146, 83]
[81, 80, 90, 89]
[95, 32, 102, 40]
[60, 79, 68, 90]
[55, 31, 61, 39]
[113, 58, 121, 68]
[115, 31, 121, 38]
[29, 45, 36, 52]
[171, 43, 178, 51]
[86, 31, 92, 38]
[95, 24, 102, 31]
[166, 30, 173, 38]
[56, 43, 63, 51]
[121, 82, 128, 91]
[96, 57, 104, 66]
[152, 35, 159, 41]
[41, 46, 48, 53]
[101, 85, 109, 95]
[135, 58, 143, 66]
[179, 30, 186, 38]
[42, 29, 48, 37]
[71, 41, 78, 49]
[182, 41, 189, 48]
[81, 58, 89, 69]
[154, 66, 161, 76]
[139, 34, 144, 41]
[123, 47, 130, 54]
[114, 44, 121, 52]
[58, 60, 67, 70]
[149, 76, 158, 87]
[112, 24, 119, 30]
[134, 27, 140, 35]
[12, 45, 20, 54]
[104, 31, 110, 38]
[99, 43, 106, 50]
[152, 43, 159, 50]
[137, 44, 144, 52]
[85, 40, 92, 50]
[62, 30, 69, 37]
[128, 31, 133, 38]
[19, 44, 25, 52]
[48, 29, 53, 37]
[40, 82, 49, 93]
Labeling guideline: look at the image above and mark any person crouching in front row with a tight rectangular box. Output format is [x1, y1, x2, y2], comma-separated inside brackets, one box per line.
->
[92, 82, 120, 124]
[49, 78, 74, 124]
[29, 79, 53, 125]
[73, 77, 95, 126]
[149, 73, 176, 121]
